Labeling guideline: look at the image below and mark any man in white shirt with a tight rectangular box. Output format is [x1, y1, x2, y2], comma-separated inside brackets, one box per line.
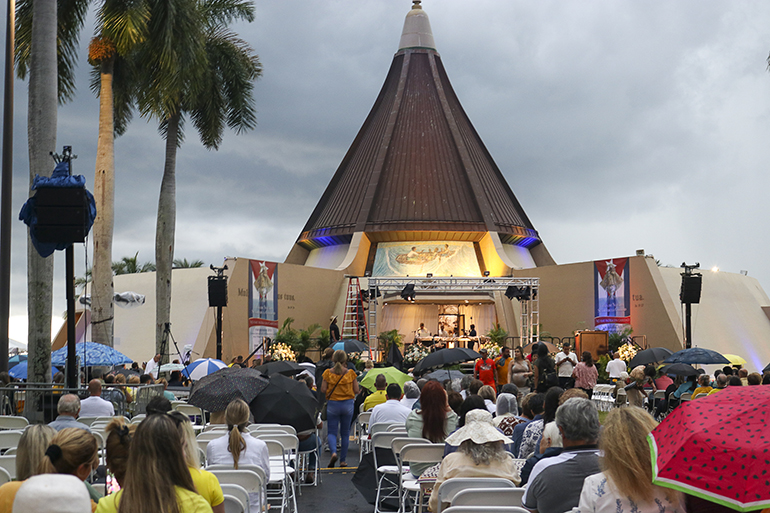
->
[555, 342, 577, 389]
[79, 379, 115, 417]
[144, 353, 161, 379]
[605, 352, 627, 383]
[369, 383, 412, 426]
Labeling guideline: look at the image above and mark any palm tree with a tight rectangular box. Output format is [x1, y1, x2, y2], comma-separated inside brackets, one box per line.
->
[15, 0, 88, 386]
[112, 252, 156, 275]
[87, 0, 149, 347]
[134, 0, 261, 355]
[173, 258, 205, 268]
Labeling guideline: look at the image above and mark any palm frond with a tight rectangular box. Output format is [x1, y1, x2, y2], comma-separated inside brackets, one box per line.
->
[203, 0, 255, 28]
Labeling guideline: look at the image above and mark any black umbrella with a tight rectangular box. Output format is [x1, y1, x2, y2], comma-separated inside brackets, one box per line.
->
[663, 348, 730, 365]
[629, 347, 673, 368]
[253, 360, 304, 377]
[659, 363, 699, 376]
[333, 339, 369, 353]
[114, 368, 139, 378]
[387, 343, 404, 371]
[352, 449, 397, 505]
[249, 374, 317, 432]
[188, 367, 269, 412]
[424, 369, 465, 381]
[413, 347, 481, 374]
[763, 362, 770, 373]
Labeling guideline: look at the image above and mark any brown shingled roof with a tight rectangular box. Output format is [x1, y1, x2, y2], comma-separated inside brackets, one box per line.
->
[298, 20, 541, 250]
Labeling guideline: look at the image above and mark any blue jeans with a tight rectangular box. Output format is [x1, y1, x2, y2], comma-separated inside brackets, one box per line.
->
[326, 398, 354, 462]
[298, 433, 319, 469]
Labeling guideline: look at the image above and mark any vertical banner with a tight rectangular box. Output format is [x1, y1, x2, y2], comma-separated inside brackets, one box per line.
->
[249, 260, 278, 356]
[594, 258, 631, 331]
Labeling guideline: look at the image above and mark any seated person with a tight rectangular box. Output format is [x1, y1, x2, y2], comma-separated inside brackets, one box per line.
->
[691, 374, 713, 397]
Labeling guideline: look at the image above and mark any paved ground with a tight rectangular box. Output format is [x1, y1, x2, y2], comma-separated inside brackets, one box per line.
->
[297, 438, 373, 513]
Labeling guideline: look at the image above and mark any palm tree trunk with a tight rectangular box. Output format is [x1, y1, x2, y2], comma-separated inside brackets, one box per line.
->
[92, 58, 115, 347]
[155, 112, 179, 360]
[26, 0, 57, 390]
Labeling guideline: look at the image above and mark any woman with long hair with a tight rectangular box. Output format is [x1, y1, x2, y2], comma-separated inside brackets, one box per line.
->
[206, 398, 270, 513]
[320, 349, 359, 468]
[509, 346, 533, 395]
[574, 407, 683, 512]
[104, 418, 136, 493]
[95, 414, 210, 513]
[39, 428, 101, 510]
[0, 424, 56, 511]
[428, 409, 519, 512]
[533, 344, 556, 393]
[406, 381, 459, 477]
[573, 351, 599, 398]
[168, 411, 225, 513]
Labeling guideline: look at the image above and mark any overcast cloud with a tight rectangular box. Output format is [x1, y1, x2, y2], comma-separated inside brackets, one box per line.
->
[3, 0, 770, 342]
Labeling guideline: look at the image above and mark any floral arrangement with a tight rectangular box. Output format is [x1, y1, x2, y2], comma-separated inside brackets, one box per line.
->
[478, 340, 502, 359]
[270, 342, 296, 362]
[616, 342, 638, 362]
[404, 344, 430, 366]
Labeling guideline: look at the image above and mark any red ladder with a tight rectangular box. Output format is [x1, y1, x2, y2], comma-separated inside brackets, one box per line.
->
[342, 277, 369, 342]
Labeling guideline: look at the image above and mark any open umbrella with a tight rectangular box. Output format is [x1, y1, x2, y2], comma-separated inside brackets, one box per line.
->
[658, 363, 698, 376]
[722, 354, 747, 366]
[253, 360, 303, 377]
[649, 385, 770, 511]
[629, 347, 673, 368]
[158, 363, 186, 373]
[50, 342, 133, 367]
[183, 358, 228, 380]
[8, 354, 27, 365]
[114, 368, 139, 378]
[359, 366, 412, 392]
[424, 369, 465, 382]
[249, 374, 317, 432]
[412, 348, 481, 374]
[189, 367, 269, 412]
[663, 347, 729, 365]
[9, 361, 55, 380]
[332, 339, 368, 353]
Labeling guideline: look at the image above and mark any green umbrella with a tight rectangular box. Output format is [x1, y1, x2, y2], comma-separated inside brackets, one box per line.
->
[359, 366, 412, 392]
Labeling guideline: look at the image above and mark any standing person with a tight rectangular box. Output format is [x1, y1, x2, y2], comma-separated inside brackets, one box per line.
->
[96, 415, 211, 513]
[496, 347, 512, 390]
[573, 351, 599, 398]
[605, 352, 627, 383]
[526, 342, 539, 363]
[329, 316, 340, 346]
[533, 344, 556, 393]
[205, 399, 270, 512]
[510, 346, 533, 396]
[554, 342, 577, 389]
[416, 323, 429, 338]
[320, 350, 359, 468]
[474, 348, 497, 389]
[144, 353, 161, 380]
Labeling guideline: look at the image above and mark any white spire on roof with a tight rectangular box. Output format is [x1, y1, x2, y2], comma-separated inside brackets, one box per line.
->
[398, 0, 436, 51]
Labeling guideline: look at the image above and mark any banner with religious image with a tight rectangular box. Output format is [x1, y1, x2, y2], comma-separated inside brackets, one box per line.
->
[249, 260, 278, 356]
[594, 258, 631, 331]
[372, 241, 481, 277]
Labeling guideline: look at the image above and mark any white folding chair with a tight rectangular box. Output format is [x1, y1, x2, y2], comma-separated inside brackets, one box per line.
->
[251, 424, 297, 436]
[77, 416, 100, 427]
[296, 433, 320, 489]
[221, 484, 251, 513]
[357, 411, 372, 455]
[209, 468, 265, 513]
[371, 432, 409, 513]
[451, 488, 526, 507]
[174, 403, 206, 432]
[129, 414, 145, 424]
[0, 455, 15, 479]
[0, 430, 23, 452]
[222, 495, 245, 513]
[3, 448, 15, 456]
[435, 478, 516, 513]
[386, 424, 407, 432]
[443, 507, 529, 513]
[263, 440, 297, 513]
[0, 416, 28, 430]
[0, 467, 10, 486]
[391, 438, 428, 513]
[197, 430, 227, 442]
[400, 443, 445, 513]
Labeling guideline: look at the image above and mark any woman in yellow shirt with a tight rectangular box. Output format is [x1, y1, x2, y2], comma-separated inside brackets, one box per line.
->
[320, 349, 359, 468]
[0, 424, 56, 512]
[95, 414, 211, 513]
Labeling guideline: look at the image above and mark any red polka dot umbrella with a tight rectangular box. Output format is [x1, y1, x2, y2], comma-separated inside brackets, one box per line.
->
[648, 385, 770, 512]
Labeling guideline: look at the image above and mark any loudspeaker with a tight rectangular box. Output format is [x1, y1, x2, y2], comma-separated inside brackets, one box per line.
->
[680, 274, 702, 304]
[208, 276, 228, 307]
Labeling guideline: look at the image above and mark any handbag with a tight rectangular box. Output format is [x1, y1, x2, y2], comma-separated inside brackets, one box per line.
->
[321, 371, 344, 421]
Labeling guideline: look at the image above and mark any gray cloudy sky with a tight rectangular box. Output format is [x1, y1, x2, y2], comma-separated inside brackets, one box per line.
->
[4, 0, 770, 341]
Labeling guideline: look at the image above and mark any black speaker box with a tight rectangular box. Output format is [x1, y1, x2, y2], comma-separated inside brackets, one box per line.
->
[208, 276, 228, 307]
[680, 274, 702, 304]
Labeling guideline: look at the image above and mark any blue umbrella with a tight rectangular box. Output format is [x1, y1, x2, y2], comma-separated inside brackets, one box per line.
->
[663, 347, 730, 365]
[51, 342, 133, 367]
[9, 361, 55, 380]
[183, 358, 228, 380]
[333, 339, 369, 353]
[9, 354, 27, 365]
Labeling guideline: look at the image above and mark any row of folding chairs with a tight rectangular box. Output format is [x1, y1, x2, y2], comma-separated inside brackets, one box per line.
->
[435, 479, 526, 513]
[591, 384, 618, 411]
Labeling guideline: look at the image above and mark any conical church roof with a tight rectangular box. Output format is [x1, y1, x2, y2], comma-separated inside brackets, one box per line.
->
[297, 2, 542, 250]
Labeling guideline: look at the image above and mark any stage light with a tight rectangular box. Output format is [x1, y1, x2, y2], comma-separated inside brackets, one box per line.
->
[483, 271, 490, 277]
[505, 285, 531, 301]
[426, 273, 433, 278]
[401, 284, 416, 301]
[711, 266, 719, 273]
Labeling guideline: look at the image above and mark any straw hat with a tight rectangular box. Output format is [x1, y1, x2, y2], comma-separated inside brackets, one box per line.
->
[330, 315, 337, 322]
[445, 409, 512, 446]
[13, 474, 91, 513]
